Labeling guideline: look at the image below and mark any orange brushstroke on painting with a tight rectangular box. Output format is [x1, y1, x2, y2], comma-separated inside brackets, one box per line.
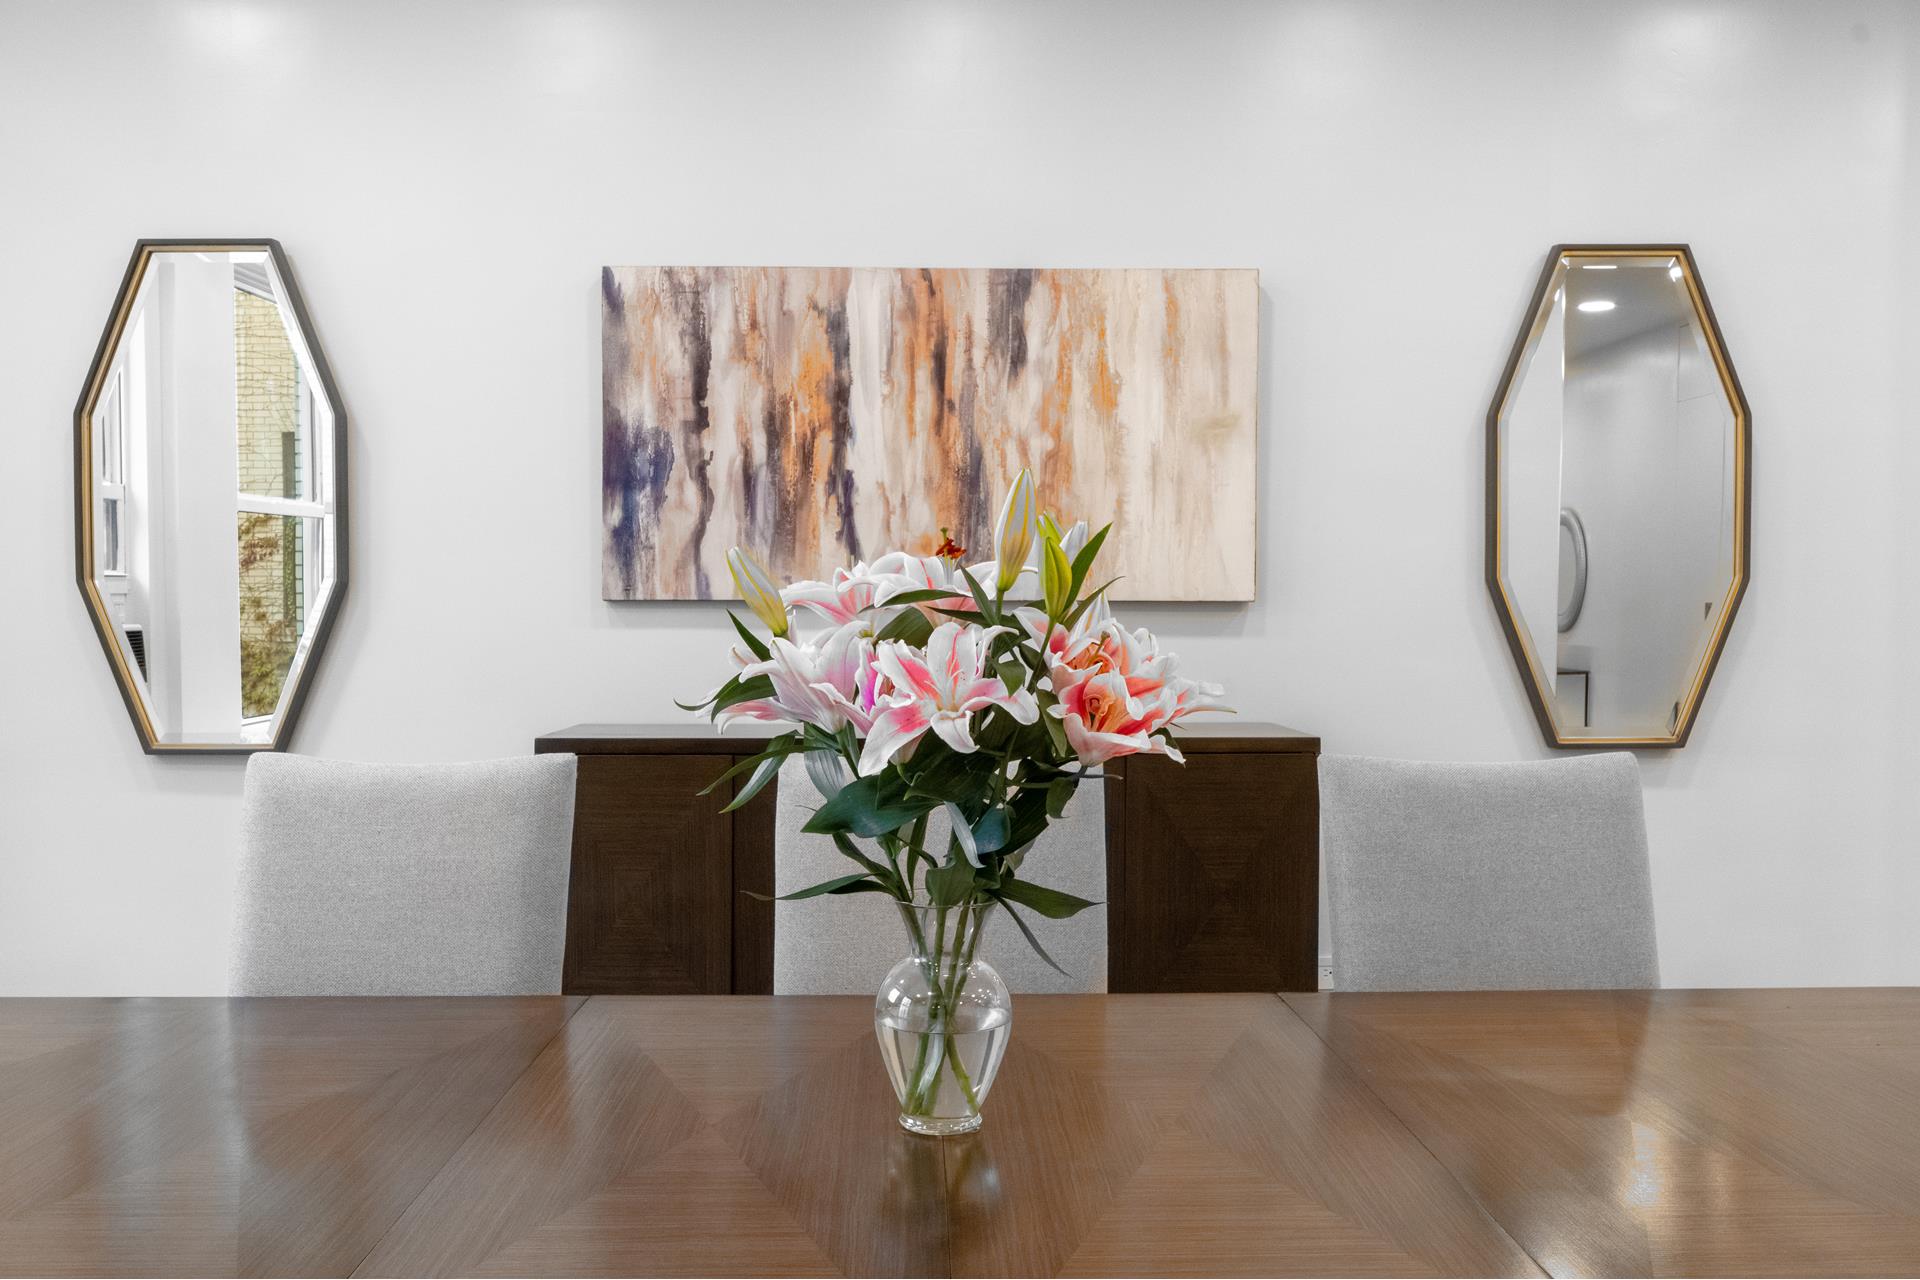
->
[1089, 313, 1121, 421]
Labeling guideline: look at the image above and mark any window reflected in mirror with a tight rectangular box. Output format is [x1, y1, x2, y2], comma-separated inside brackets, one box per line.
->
[78, 243, 343, 753]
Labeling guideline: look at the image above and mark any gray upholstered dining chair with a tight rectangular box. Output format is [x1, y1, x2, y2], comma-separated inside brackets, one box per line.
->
[1320, 753, 1658, 991]
[230, 753, 578, 996]
[772, 754, 1107, 994]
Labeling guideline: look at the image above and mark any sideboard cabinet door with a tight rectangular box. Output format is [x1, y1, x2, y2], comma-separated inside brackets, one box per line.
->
[564, 754, 734, 994]
[1108, 752, 1319, 992]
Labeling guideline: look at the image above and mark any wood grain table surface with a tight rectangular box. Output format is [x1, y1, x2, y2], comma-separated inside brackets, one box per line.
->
[0, 989, 1913, 1277]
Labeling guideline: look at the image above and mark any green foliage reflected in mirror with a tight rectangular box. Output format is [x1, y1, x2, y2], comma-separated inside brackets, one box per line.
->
[75, 241, 346, 753]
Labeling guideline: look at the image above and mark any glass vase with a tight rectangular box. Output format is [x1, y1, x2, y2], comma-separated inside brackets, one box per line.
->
[873, 898, 1012, 1136]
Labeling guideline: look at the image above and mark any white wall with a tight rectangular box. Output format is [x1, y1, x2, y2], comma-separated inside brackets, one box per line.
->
[1, 0, 1916, 994]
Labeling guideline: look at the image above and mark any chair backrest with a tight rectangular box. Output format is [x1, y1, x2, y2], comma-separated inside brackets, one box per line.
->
[1320, 753, 1658, 991]
[231, 753, 578, 996]
[772, 754, 1107, 994]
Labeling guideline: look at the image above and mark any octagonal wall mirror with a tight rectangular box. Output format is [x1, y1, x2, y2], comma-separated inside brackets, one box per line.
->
[1487, 245, 1749, 748]
[75, 241, 346, 753]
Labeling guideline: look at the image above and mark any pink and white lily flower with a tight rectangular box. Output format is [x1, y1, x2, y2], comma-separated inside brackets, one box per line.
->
[782, 563, 883, 626]
[862, 552, 977, 611]
[1013, 597, 1113, 667]
[787, 550, 991, 630]
[858, 622, 1040, 775]
[718, 623, 885, 734]
[1044, 621, 1231, 766]
[1052, 669, 1186, 767]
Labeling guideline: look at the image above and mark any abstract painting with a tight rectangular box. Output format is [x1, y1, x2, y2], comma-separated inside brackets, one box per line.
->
[602, 266, 1257, 601]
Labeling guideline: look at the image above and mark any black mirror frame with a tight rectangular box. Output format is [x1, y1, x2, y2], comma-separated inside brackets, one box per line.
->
[73, 239, 348, 755]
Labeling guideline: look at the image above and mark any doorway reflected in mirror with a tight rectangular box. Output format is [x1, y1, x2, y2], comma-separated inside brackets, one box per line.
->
[1488, 246, 1749, 748]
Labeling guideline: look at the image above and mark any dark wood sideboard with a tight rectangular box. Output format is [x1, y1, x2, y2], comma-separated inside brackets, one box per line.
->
[534, 722, 1320, 994]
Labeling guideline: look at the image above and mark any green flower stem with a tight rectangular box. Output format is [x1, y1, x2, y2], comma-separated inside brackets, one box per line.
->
[941, 1036, 981, 1113]
[898, 895, 930, 955]
[901, 905, 949, 1117]
[901, 896, 990, 1120]
[938, 899, 984, 1112]
[904, 813, 931, 890]
[904, 1025, 937, 1115]
[878, 830, 899, 894]
[913, 903, 953, 1112]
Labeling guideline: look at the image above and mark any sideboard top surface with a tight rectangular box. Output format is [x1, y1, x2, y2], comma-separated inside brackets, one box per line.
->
[537, 720, 1319, 755]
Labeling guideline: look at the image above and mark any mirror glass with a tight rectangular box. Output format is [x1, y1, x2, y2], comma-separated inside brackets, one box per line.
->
[81, 247, 340, 750]
[1493, 249, 1746, 744]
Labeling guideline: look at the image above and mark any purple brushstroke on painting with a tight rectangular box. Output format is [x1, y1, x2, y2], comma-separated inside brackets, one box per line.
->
[603, 406, 675, 597]
[666, 269, 715, 598]
[749, 398, 779, 553]
[953, 313, 988, 550]
[988, 268, 1034, 380]
[823, 299, 861, 562]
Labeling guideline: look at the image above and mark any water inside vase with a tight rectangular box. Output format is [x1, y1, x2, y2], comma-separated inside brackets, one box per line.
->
[875, 999, 1012, 1129]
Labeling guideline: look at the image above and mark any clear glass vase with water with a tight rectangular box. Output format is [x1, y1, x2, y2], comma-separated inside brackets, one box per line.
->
[874, 898, 1011, 1136]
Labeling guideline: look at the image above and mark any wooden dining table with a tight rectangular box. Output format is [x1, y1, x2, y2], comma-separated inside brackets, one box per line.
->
[0, 989, 1915, 1277]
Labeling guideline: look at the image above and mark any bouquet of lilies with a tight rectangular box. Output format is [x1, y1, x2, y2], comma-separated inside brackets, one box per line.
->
[685, 470, 1228, 967]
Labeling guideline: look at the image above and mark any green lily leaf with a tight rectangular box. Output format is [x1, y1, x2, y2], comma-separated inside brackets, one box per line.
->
[947, 805, 981, 867]
[803, 773, 938, 837]
[797, 724, 842, 758]
[928, 604, 992, 624]
[994, 897, 1068, 975]
[972, 806, 1011, 856]
[1046, 776, 1078, 819]
[997, 877, 1101, 919]
[747, 873, 893, 902]
[710, 673, 777, 715]
[728, 611, 773, 662]
[720, 752, 784, 812]
[1006, 786, 1052, 852]
[957, 566, 998, 624]
[972, 706, 1020, 753]
[830, 833, 905, 896]
[696, 736, 801, 796]
[874, 587, 966, 607]
[1040, 697, 1070, 758]
[1063, 578, 1122, 628]
[901, 742, 994, 805]
[874, 607, 934, 647]
[925, 860, 978, 907]
[1067, 523, 1112, 599]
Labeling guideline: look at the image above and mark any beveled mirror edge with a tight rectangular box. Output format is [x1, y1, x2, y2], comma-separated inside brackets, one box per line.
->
[72, 239, 350, 756]
[1484, 243, 1752, 750]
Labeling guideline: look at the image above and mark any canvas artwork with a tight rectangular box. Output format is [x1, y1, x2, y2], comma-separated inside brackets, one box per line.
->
[602, 266, 1258, 602]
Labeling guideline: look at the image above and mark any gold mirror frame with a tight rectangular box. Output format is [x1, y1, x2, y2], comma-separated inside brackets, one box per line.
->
[1485, 244, 1751, 749]
[74, 239, 348, 754]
